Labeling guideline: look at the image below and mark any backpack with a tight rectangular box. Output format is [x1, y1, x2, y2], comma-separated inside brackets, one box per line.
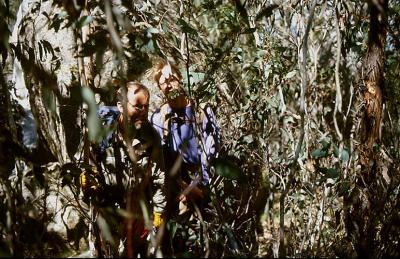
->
[158, 102, 208, 141]
[95, 106, 120, 161]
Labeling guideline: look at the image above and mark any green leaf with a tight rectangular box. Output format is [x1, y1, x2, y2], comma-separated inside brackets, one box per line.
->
[242, 134, 254, 144]
[242, 27, 256, 34]
[312, 139, 331, 158]
[191, 72, 205, 84]
[178, 18, 198, 36]
[116, 209, 133, 219]
[214, 158, 245, 181]
[146, 27, 159, 38]
[311, 149, 328, 158]
[77, 15, 93, 28]
[285, 70, 297, 79]
[255, 4, 279, 21]
[333, 145, 350, 161]
[97, 215, 114, 245]
[321, 139, 331, 150]
[337, 180, 351, 197]
[49, 12, 66, 32]
[167, 221, 179, 239]
[42, 88, 56, 113]
[194, 0, 203, 7]
[320, 167, 339, 179]
[340, 149, 349, 161]
[333, 145, 339, 157]
[81, 86, 103, 142]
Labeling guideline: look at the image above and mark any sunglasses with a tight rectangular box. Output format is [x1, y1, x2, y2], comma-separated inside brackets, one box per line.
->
[128, 102, 149, 111]
[158, 74, 180, 85]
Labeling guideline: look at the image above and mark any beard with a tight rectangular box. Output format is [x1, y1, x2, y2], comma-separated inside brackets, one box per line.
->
[166, 88, 184, 100]
[124, 118, 144, 138]
[133, 119, 145, 130]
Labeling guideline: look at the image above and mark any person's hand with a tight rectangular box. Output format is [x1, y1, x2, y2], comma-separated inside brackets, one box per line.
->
[140, 228, 149, 239]
[130, 219, 149, 240]
[188, 185, 204, 201]
[178, 179, 204, 202]
[137, 212, 163, 239]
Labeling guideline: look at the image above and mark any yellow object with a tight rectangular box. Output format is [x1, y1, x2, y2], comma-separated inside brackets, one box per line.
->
[153, 212, 163, 228]
[80, 169, 98, 191]
[79, 171, 87, 188]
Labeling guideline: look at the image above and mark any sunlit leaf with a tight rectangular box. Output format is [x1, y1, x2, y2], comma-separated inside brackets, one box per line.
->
[81, 86, 103, 142]
[76, 15, 93, 28]
[340, 149, 350, 161]
[333, 145, 350, 161]
[146, 27, 159, 38]
[191, 72, 205, 85]
[242, 134, 253, 144]
[285, 70, 297, 79]
[194, 0, 203, 7]
[311, 149, 328, 158]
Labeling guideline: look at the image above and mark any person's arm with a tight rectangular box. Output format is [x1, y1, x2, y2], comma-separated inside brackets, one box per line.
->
[199, 104, 220, 186]
[150, 108, 164, 143]
[150, 129, 166, 216]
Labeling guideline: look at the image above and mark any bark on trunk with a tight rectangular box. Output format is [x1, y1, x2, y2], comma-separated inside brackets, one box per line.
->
[346, 1, 388, 258]
[361, 0, 387, 158]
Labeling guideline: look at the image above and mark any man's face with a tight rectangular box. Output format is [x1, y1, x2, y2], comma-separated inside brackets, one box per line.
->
[158, 64, 183, 100]
[118, 88, 149, 129]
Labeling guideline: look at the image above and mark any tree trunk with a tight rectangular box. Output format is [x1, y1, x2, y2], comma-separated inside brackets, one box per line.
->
[346, 0, 388, 258]
[361, 0, 387, 156]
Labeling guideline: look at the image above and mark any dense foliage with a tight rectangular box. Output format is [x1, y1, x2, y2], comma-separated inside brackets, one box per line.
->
[1, 0, 400, 257]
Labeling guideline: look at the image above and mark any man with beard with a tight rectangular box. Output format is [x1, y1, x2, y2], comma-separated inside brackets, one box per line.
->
[81, 81, 166, 257]
[150, 60, 220, 257]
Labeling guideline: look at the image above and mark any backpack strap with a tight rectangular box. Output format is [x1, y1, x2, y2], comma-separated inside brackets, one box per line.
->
[94, 106, 120, 162]
[159, 103, 172, 141]
[195, 102, 207, 127]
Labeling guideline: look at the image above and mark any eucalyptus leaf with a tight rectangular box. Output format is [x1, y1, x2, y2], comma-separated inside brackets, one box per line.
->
[311, 149, 328, 158]
[223, 224, 239, 252]
[340, 149, 350, 161]
[97, 215, 114, 245]
[285, 70, 297, 79]
[243, 134, 254, 144]
[320, 167, 339, 179]
[214, 157, 245, 181]
[191, 72, 205, 84]
[333, 145, 350, 161]
[178, 18, 198, 35]
[42, 88, 56, 114]
[81, 86, 103, 142]
[333, 145, 339, 157]
[146, 27, 159, 38]
[321, 139, 331, 150]
[337, 180, 351, 197]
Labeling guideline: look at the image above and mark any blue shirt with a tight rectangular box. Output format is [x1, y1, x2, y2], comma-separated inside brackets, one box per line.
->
[151, 103, 220, 185]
